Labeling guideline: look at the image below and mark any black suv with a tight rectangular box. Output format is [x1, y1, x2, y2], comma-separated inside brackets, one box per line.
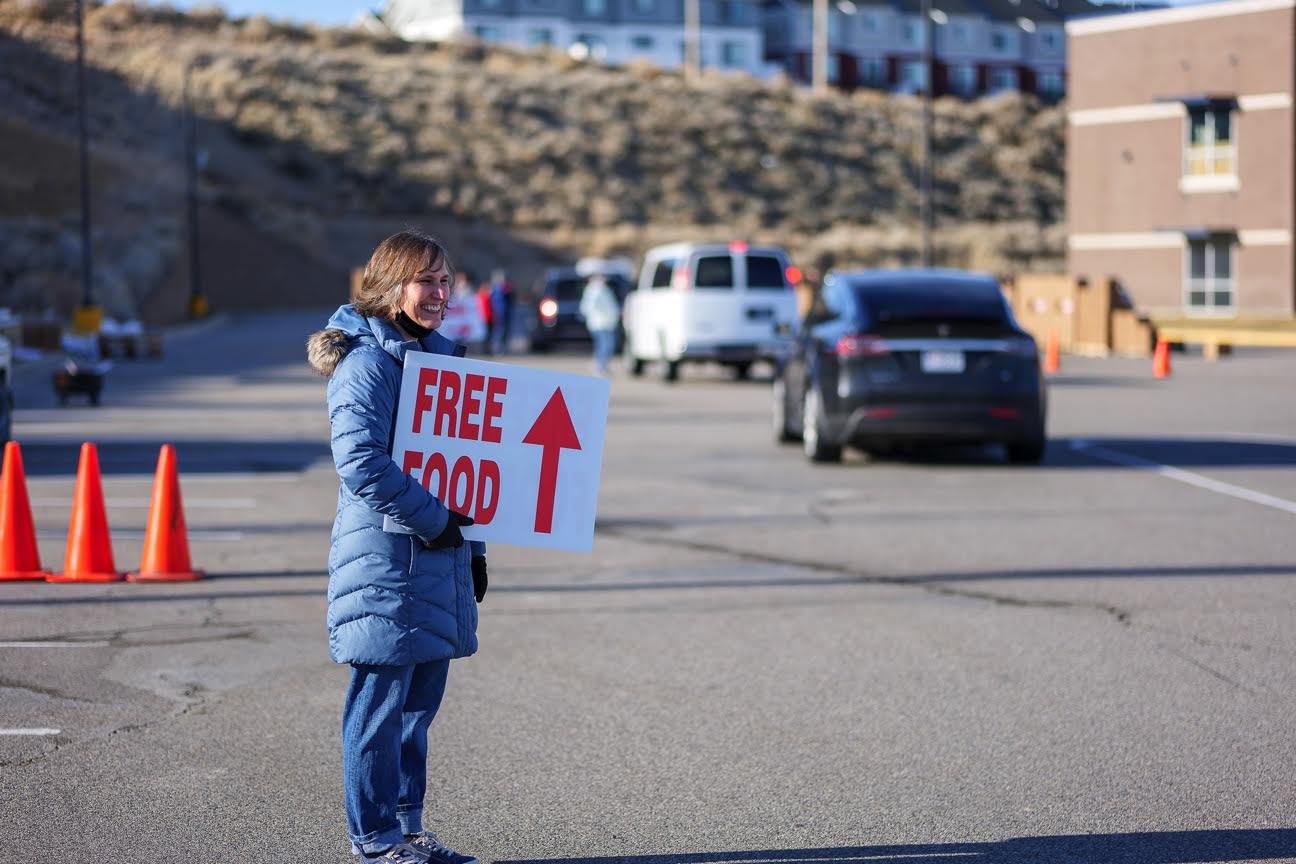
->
[529, 268, 632, 352]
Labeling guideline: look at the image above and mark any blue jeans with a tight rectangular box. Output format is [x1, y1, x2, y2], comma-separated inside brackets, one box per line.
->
[591, 329, 616, 373]
[343, 661, 450, 854]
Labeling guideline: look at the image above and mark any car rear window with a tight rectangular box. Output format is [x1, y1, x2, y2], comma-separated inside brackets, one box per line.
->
[552, 278, 585, 302]
[854, 280, 1009, 326]
[746, 255, 785, 290]
[693, 256, 733, 290]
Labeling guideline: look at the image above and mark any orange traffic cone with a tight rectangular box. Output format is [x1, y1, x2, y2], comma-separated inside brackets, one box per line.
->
[48, 442, 122, 583]
[1043, 329, 1060, 374]
[1153, 338, 1172, 379]
[0, 442, 50, 581]
[128, 445, 202, 582]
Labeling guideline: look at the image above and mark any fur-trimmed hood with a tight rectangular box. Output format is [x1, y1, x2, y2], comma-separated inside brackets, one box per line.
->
[307, 327, 352, 377]
[306, 305, 466, 377]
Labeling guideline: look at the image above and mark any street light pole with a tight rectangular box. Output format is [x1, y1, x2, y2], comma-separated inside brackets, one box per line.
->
[183, 62, 207, 319]
[683, 0, 700, 81]
[812, 0, 828, 93]
[919, 0, 934, 268]
[73, 0, 101, 333]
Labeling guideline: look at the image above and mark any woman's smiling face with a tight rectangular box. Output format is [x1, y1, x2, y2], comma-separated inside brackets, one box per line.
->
[398, 261, 453, 330]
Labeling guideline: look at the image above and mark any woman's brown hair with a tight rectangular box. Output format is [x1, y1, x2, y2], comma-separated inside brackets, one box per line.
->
[352, 230, 454, 319]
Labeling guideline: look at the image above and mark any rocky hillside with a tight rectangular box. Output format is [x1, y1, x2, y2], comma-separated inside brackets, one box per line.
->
[1, 0, 1066, 322]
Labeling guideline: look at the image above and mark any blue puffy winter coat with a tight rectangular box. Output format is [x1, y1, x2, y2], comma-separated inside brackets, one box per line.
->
[307, 305, 483, 666]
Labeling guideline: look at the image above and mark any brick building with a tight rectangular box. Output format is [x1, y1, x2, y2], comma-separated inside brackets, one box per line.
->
[1066, 0, 1295, 319]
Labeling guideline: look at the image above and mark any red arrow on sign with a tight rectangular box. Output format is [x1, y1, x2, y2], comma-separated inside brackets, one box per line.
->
[522, 388, 582, 534]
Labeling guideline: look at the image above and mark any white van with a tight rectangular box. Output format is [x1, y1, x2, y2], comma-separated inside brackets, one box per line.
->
[623, 242, 799, 381]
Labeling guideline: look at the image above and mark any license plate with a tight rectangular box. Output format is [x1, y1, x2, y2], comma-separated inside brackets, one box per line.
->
[746, 307, 773, 321]
[920, 350, 965, 374]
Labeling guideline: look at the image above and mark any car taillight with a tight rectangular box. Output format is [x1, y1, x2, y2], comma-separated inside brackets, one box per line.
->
[672, 269, 691, 291]
[785, 265, 802, 286]
[539, 299, 558, 321]
[836, 334, 890, 357]
[728, 240, 749, 254]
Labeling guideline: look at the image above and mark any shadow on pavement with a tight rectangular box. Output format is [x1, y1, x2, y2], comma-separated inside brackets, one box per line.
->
[5, 562, 1294, 606]
[17, 439, 331, 476]
[1043, 375, 1157, 388]
[499, 830, 1296, 864]
[857, 437, 1296, 470]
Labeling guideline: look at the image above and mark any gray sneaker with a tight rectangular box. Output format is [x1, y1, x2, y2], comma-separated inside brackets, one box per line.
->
[358, 844, 427, 863]
[404, 832, 479, 864]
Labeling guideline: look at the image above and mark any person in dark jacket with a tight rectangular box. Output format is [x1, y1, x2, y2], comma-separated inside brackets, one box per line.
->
[307, 230, 487, 864]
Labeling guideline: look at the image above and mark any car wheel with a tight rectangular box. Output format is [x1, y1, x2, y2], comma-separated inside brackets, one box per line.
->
[1006, 433, 1046, 465]
[0, 388, 12, 443]
[772, 377, 799, 444]
[732, 361, 752, 381]
[802, 386, 842, 463]
[660, 360, 679, 383]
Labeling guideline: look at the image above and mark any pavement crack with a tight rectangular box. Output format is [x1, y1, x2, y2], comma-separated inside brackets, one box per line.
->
[0, 676, 98, 704]
[1157, 642, 1254, 693]
[595, 524, 1137, 628]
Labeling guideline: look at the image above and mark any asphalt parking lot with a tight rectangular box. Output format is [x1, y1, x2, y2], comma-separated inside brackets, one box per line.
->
[2, 311, 1295, 864]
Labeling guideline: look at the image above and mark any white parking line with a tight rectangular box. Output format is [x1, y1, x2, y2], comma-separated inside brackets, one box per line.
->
[0, 641, 110, 648]
[1071, 440, 1296, 516]
[0, 728, 60, 736]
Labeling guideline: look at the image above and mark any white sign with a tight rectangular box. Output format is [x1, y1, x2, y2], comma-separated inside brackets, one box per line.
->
[386, 352, 610, 551]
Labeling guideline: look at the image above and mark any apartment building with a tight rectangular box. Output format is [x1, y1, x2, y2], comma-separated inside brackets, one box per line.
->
[1066, 0, 1295, 318]
[384, 0, 771, 77]
[762, 0, 1093, 100]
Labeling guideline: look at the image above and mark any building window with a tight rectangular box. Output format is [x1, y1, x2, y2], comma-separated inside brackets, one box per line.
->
[632, 0, 654, 11]
[950, 63, 977, 96]
[827, 53, 841, 82]
[721, 41, 747, 67]
[1185, 237, 1235, 314]
[990, 29, 1009, 52]
[902, 19, 921, 45]
[475, 24, 502, 40]
[1185, 107, 1235, 177]
[1040, 29, 1059, 50]
[630, 34, 654, 51]
[951, 21, 968, 44]
[1038, 70, 1063, 98]
[718, 0, 741, 24]
[899, 59, 927, 91]
[987, 66, 1017, 92]
[861, 11, 880, 34]
[859, 56, 886, 85]
[580, 0, 605, 15]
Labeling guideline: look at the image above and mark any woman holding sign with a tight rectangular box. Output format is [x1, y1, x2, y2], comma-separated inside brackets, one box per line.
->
[308, 230, 487, 864]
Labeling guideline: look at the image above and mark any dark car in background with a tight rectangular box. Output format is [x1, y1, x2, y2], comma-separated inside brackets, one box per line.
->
[773, 269, 1046, 464]
[529, 267, 633, 352]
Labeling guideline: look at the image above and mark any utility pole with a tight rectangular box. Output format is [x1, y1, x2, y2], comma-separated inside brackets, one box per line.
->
[812, 0, 828, 93]
[183, 62, 207, 319]
[919, 0, 934, 267]
[683, 0, 700, 81]
[73, 0, 101, 334]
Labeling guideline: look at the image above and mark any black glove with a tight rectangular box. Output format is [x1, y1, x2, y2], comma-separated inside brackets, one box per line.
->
[471, 555, 488, 603]
[423, 512, 473, 550]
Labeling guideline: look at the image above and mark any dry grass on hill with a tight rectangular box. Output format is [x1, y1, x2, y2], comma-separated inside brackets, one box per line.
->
[1, 0, 1065, 321]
